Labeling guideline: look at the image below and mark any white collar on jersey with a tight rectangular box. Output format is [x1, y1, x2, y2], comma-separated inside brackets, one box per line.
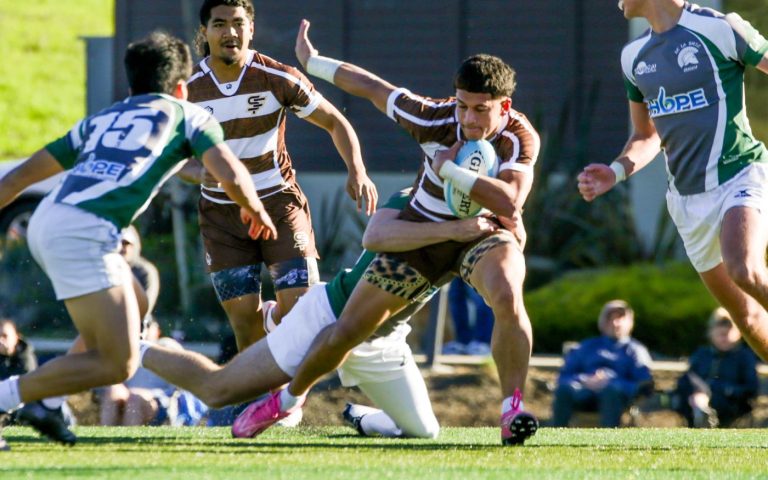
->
[200, 50, 256, 97]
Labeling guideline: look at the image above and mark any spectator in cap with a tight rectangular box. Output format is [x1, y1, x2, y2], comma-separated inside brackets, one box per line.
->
[670, 307, 758, 428]
[551, 300, 653, 427]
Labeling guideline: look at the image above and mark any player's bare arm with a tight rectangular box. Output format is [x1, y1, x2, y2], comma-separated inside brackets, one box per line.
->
[363, 208, 498, 252]
[176, 158, 204, 184]
[432, 143, 531, 219]
[296, 19, 397, 114]
[577, 100, 661, 202]
[757, 51, 768, 74]
[0, 149, 63, 209]
[303, 100, 378, 215]
[201, 143, 277, 240]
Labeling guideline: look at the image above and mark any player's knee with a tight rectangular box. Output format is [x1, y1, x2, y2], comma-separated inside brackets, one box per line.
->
[411, 419, 440, 439]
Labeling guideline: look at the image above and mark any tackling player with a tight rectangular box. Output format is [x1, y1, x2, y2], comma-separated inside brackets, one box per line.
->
[137, 189, 496, 438]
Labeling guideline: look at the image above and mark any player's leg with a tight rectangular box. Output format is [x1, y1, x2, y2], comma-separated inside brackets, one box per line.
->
[263, 189, 320, 325]
[267, 257, 320, 323]
[288, 254, 424, 397]
[719, 206, 768, 357]
[461, 232, 537, 444]
[141, 338, 290, 409]
[339, 325, 439, 438]
[354, 362, 439, 438]
[699, 264, 768, 361]
[465, 239, 530, 399]
[18, 283, 141, 401]
[220, 290, 265, 351]
[200, 198, 267, 351]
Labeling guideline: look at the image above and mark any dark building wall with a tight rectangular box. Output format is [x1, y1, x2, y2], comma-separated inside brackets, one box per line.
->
[114, 0, 629, 173]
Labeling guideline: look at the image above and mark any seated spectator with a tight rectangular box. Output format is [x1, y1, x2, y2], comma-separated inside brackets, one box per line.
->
[120, 225, 160, 333]
[100, 321, 206, 426]
[670, 308, 758, 428]
[442, 278, 494, 356]
[551, 300, 653, 427]
[0, 318, 37, 380]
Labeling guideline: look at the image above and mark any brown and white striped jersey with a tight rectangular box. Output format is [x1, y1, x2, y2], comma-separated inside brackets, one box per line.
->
[385, 87, 540, 222]
[188, 50, 324, 203]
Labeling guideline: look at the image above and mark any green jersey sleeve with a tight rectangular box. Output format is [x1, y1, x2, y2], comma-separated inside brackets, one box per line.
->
[43, 119, 86, 170]
[726, 13, 768, 67]
[623, 75, 644, 103]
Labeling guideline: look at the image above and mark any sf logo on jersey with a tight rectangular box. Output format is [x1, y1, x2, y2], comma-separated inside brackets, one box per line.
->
[248, 95, 266, 115]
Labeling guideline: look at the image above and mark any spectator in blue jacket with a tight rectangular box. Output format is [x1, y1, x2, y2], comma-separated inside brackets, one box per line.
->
[671, 308, 758, 428]
[552, 300, 653, 427]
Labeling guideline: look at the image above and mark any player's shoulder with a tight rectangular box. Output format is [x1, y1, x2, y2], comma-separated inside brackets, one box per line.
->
[621, 29, 653, 61]
[501, 108, 540, 144]
[246, 51, 303, 78]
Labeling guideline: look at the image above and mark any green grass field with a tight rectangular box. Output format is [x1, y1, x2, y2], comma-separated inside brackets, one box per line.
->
[2, 426, 767, 479]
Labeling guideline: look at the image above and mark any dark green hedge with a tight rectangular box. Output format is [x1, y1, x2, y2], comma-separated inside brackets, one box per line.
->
[526, 262, 718, 357]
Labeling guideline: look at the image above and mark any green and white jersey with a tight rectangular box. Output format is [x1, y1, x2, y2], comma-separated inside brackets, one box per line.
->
[45, 93, 224, 228]
[621, 2, 768, 195]
[325, 188, 441, 337]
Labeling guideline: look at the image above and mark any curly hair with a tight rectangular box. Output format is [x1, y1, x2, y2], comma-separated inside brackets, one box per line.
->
[453, 54, 516, 99]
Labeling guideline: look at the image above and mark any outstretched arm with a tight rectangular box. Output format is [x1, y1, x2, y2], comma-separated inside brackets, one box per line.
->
[295, 19, 397, 114]
[201, 144, 277, 240]
[577, 100, 661, 201]
[0, 149, 63, 210]
[303, 100, 378, 215]
[363, 207, 498, 252]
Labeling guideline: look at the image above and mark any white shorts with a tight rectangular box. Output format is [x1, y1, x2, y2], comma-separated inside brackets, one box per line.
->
[266, 283, 415, 386]
[666, 163, 768, 272]
[27, 200, 131, 300]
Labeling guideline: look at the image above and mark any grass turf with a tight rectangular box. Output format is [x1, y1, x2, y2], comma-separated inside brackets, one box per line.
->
[1, 426, 767, 479]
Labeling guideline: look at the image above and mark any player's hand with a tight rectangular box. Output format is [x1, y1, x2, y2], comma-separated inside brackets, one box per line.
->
[240, 207, 278, 240]
[577, 163, 617, 202]
[432, 142, 463, 179]
[295, 19, 318, 69]
[448, 216, 498, 243]
[346, 172, 378, 216]
[496, 211, 526, 250]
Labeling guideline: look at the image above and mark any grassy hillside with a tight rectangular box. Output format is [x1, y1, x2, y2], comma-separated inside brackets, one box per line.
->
[0, 0, 113, 159]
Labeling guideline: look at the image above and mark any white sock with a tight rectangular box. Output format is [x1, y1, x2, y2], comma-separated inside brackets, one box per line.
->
[0, 376, 23, 412]
[279, 389, 305, 412]
[41, 396, 65, 410]
[502, 395, 524, 415]
[138, 340, 153, 368]
[360, 411, 402, 437]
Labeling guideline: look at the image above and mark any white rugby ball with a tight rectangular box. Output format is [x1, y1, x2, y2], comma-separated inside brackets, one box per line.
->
[443, 140, 498, 218]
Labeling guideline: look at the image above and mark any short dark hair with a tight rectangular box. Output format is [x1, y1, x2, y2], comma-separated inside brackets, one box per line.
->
[199, 0, 254, 26]
[124, 31, 192, 95]
[453, 54, 516, 99]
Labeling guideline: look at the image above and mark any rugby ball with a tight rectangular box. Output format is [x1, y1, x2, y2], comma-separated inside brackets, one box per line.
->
[443, 140, 497, 218]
